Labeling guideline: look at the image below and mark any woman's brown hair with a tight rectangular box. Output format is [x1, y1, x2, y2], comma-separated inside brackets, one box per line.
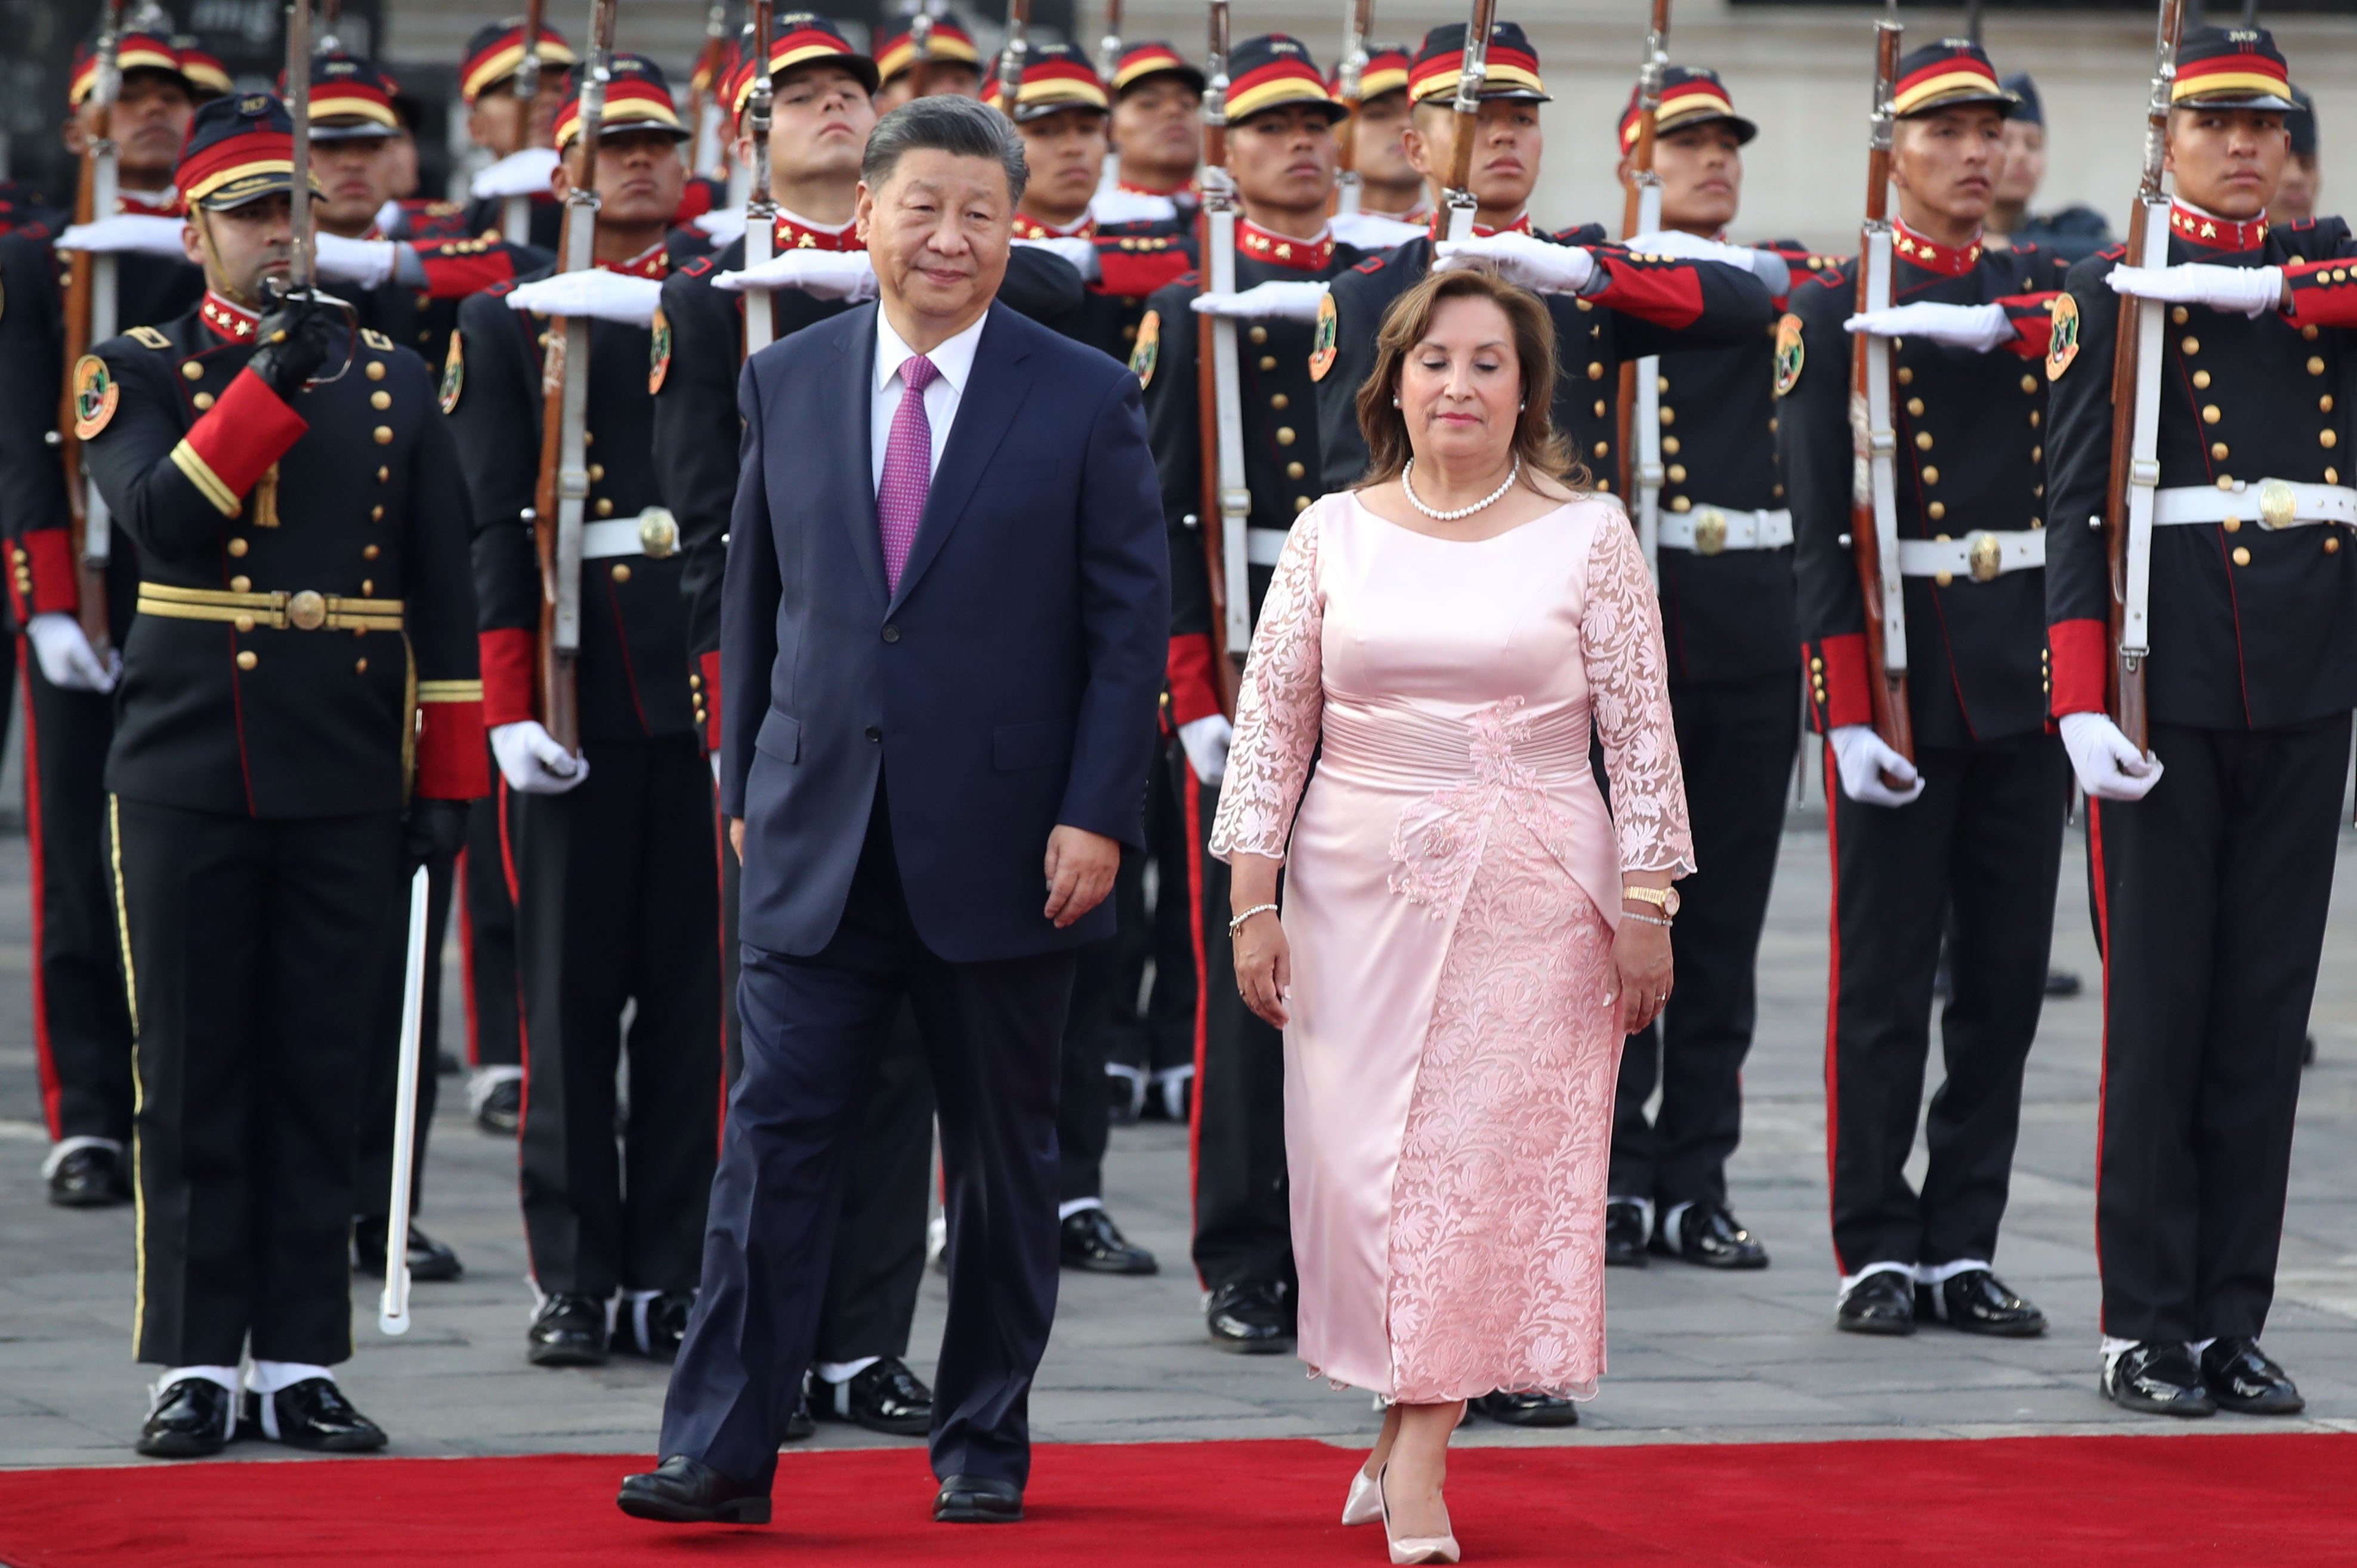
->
[1352, 267, 1584, 491]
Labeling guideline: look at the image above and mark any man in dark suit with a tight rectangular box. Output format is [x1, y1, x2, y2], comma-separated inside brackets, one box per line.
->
[618, 95, 1167, 1527]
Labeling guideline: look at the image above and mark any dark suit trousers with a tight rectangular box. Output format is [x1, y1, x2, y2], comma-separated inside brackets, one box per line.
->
[662, 783, 1074, 1491]
[1612, 673, 1797, 1208]
[1826, 734, 2066, 1275]
[2090, 716, 2347, 1343]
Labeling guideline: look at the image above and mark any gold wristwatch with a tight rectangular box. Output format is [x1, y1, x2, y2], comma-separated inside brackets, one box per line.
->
[1623, 885, 1681, 918]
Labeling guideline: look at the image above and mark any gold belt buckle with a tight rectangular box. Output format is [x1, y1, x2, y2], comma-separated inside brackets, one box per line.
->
[1966, 531, 2004, 583]
[2258, 480, 2299, 531]
[1693, 508, 1728, 556]
[286, 589, 328, 630]
[638, 507, 680, 559]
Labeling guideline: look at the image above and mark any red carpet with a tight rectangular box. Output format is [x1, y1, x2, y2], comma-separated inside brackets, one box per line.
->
[2, 1434, 2354, 1567]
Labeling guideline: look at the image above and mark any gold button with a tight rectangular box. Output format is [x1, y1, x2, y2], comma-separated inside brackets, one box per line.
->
[1660, 407, 1676, 426]
[2309, 356, 2327, 376]
[1286, 462, 1305, 480]
[596, 497, 615, 516]
[589, 463, 606, 481]
[181, 362, 203, 381]
[363, 544, 381, 561]
[2330, 468, 2341, 484]
[1810, 656, 1825, 672]
[611, 564, 631, 582]
[1587, 362, 1604, 381]
[1595, 441, 1611, 459]
[227, 537, 249, 556]
[2329, 537, 2343, 555]
[1259, 356, 1276, 371]
[2218, 475, 2237, 490]
[1596, 479, 1611, 493]
[1293, 495, 1311, 514]
[1122, 326, 1136, 341]
[1663, 436, 1681, 455]
[233, 614, 255, 632]
[1907, 398, 1924, 416]
[1657, 374, 1670, 394]
[370, 505, 384, 521]
[1667, 463, 1687, 483]
[2233, 546, 2252, 566]
[583, 431, 594, 445]
[373, 426, 392, 444]
[356, 656, 369, 672]
[2193, 370, 2213, 389]
[2212, 442, 2230, 460]
[2029, 410, 2041, 428]
[2171, 306, 2189, 324]
[376, 466, 389, 483]
[2323, 395, 2337, 413]
[366, 361, 385, 381]
[2020, 375, 2038, 395]
[2182, 336, 2200, 355]
[1576, 298, 1593, 311]
[1593, 400, 1607, 418]
[236, 650, 257, 670]
[1935, 532, 1953, 544]
[360, 579, 374, 596]
[1935, 571, 1954, 587]
[1914, 431, 1933, 451]
[1249, 326, 1268, 345]
[370, 390, 391, 410]
[2031, 445, 2043, 463]
[192, 392, 215, 410]
[1275, 427, 1296, 446]
[2305, 325, 2320, 340]
[1922, 466, 1940, 485]
[2203, 404, 2222, 425]
[229, 574, 251, 592]
[1670, 494, 1691, 511]
[2223, 517, 2242, 533]
[1927, 501, 1947, 521]
[2327, 429, 2342, 449]
[1897, 367, 1914, 385]
[1270, 394, 1289, 410]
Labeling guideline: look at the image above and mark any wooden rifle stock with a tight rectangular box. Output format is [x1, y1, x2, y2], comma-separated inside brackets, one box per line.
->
[1849, 20, 1914, 773]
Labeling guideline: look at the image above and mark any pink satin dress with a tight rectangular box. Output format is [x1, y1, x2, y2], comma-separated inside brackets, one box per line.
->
[1210, 491, 1694, 1405]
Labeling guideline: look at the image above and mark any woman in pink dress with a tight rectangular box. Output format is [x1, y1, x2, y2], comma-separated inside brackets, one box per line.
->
[1212, 269, 1693, 1564]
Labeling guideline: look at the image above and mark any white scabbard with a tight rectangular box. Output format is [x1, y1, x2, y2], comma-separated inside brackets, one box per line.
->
[2119, 199, 2171, 660]
[378, 865, 432, 1337]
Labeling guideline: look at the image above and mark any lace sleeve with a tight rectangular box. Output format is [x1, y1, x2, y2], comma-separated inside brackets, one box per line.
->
[1581, 508, 1697, 877]
[1208, 502, 1327, 863]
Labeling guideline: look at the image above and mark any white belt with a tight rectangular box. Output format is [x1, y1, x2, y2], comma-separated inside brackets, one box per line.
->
[580, 508, 681, 561]
[2153, 480, 2357, 530]
[1894, 528, 2046, 582]
[1657, 506, 1793, 555]
[1246, 526, 1289, 567]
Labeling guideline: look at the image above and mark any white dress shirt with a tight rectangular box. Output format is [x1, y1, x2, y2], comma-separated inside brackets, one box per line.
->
[872, 308, 989, 494]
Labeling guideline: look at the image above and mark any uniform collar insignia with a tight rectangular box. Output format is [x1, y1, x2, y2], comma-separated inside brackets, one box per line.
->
[2170, 199, 2267, 254]
[1239, 220, 1335, 271]
[773, 208, 863, 253]
[1014, 211, 1096, 242]
[1892, 218, 1984, 277]
[597, 242, 671, 280]
[200, 291, 258, 342]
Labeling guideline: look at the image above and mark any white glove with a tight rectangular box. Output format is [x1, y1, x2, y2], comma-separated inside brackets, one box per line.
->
[1434, 231, 1596, 296]
[55, 214, 187, 258]
[1330, 211, 1426, 252]
[311, 232, 398, 290]
[1188, 280, 1329, 322]
[715, 249, 878, 302]
[1178, 713, 1232, 788]
[1013, 235, 1099, 277]
[25, 613, 118, 694]
[373, 197, 404, 236]
[693, 206, 748, 244]
[2059, 711, 2164, 802]
[1089, 188, 1178, 227]
[469, 147, 561, 200]
[1828, 723, 1926, 808]
[1843, 301, 2015, 353]
[1621, 229, 1789, 293]
[503, 271, 664, 327]
[2106, 262, 2285, 320]
[490, 720, 591, 795]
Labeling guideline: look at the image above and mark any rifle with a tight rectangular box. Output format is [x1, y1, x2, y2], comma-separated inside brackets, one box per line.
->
[286, 0, 317, 297]
[742, 0, 776, 353]
[1849, 17, 1913, 774]
[55, 0, 125, 660]
[1332, 0, 1371, 218]
[1096, 0, 1123, 83]
[689, 3, 730, 180]
[1439, 0, 1498, 245]
[531, 0, 617, 755]
[993, 0, 1031, 119]
[1618, 0, 1670, 579]
[318, 0, 343, 53]
[506, 0, 549, 245]
[1195, 1, 1244, 718]
[2106, 0, 2186, 751]
[907, 1, 945, 100]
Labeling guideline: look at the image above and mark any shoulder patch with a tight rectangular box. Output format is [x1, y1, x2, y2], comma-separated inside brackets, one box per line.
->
[680, 255, 716, 279]
[1309, 290, 1339, 382]
[484, 279, 518, 299]
[1773, 313, 1805, 398]
[2046, 293, 2081, 382]
[128, 325, 171, 349]
[1129, 308, 1161, 388]
[71, 354, 118, 438]
[438, 330, 465, 414]
[1352, 256, 1386, 276]
[648, 307, 672, 395]
[362, 327, 394, 352]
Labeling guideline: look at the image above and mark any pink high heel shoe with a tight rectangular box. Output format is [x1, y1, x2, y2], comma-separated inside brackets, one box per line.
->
[1342, 1465, 1383, 1526]
[1377, 1464, 1460, 1564]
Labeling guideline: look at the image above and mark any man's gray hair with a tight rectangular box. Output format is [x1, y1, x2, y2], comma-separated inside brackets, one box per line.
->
[862, 94, 1029, 205]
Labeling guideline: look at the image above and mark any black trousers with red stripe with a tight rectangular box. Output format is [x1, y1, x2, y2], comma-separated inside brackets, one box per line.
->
[513, 734, 721, 1297]
[1826, 732, 2067, 1276]
[2089, 715, 2346, 1344]
[460, 774, 522, 1070]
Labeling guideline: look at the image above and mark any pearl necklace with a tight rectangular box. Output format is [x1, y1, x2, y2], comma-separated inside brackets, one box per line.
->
[1403, 456, 1521, 522]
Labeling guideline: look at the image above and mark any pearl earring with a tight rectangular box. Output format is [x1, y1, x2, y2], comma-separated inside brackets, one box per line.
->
[1392, 395, 1402, 407]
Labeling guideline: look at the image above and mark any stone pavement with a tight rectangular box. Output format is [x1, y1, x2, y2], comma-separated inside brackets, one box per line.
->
[4, 816, 2357, 1469]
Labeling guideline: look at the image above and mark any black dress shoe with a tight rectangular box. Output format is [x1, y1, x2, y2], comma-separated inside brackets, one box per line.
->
[1917, 1269, 2046, 1337]
[2103, 1341, 2216, 1417]
[814, 1356, 933, 1436]
[1061, 1207, 1159, 1275]
[1468, 1390, 1579, 1427]
[1651, 1202, 1769, 1270]
[2200, 1338, 2305, 1415]
[529, 1294, 610, 1366]
[1836, 1269, 1917, 1335]
[135, 1377, 236, 1458]
[612, 1291, 696, 1359]
[1206, 1281, 1295, 1353]
[934, 1474, 1023, 1524]
[617, 1455, 771, 1524]
[1604, 1199, 1649, 1268]
[783, 1393, 815, 1443]
[239, 1378, 388, 1451]
[352, 1217, 464, 1282]
[2044, 967, 2083, 998]
[47, 1145, 130, 1208]
[476, 1076, 523, 1136]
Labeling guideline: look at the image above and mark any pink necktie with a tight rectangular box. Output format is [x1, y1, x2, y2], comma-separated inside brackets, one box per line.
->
[878, 354, 940, 594]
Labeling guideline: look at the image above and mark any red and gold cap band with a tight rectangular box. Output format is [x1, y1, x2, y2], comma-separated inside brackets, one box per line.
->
[460, 31, 579, 106]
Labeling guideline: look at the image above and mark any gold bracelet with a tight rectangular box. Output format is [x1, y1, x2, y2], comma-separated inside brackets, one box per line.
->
[1228, 902, 1279, 935]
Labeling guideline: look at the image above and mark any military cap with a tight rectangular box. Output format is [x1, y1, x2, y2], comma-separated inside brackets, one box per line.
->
[176, 92, 322, 210]
[295, 51, 399, 141]
[1407, 21, 1549, 107]
[1336, 43, 1412, 105]
[2001, 71, 2042, 128]
[1225, 35, 1345, 125]
[1890, 38, 2018, 120]
[175, 38, 233, 101]
[874, 13, 980, 88]
[988, 42, 1108, 123]
[69, 31, 192, 107]
[555, 54, 691, 150]
[729, 14, 879, 112]
[2289, 85, 2318, 159]
[1112, 41, 1205, 99]
[2172, 25, 2297, 113]
[1620, 64, 1757, 151]
[459, 19, 578, 106]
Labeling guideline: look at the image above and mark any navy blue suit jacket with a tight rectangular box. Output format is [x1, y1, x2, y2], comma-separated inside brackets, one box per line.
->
[719, 299, 1169, 963]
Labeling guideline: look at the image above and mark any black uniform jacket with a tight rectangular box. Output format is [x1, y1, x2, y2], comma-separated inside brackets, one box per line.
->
[447, 239, 708, 747]
[1784, 224, 2067, 750]
[1020, 212, 1196, 366]
[1314, 223, 1775, 495]
[82, 295, 486, 815]
[2046, 208, 2357, 732]
[358, 230, 554, 380]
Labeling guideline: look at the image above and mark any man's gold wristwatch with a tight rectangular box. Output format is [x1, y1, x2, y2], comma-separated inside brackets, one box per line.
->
[1623, 885, 1681, 918]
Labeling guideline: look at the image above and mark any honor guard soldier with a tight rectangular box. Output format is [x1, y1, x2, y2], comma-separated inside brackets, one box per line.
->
[1784, 39, 2065, 1341]
[2046, 25, 2356, 1419]
[0, 29, 203, 1209]
[873, 11, 985, 112]
[2276, 86, 2321, 225]
[1107, 42, 1204, 220]
[1138, 32, 1367, 1362]
[1337, 44, 1428, 229]
[456, 19, 580, 252]
[1314, 22, 1775, 497]
[1601, 67, 1804, 1275]
[444, 55, 722, 1372]
[1990, 75, 2113, 266]
[174, 41, 233, 103]
[85, 94, 485, 1457]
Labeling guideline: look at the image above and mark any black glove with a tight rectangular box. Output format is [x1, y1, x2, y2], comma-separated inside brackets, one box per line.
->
[247, 296, 339, 397]
[400, 797, 471, 876]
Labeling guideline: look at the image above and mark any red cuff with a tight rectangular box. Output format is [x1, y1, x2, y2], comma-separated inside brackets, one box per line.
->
[1806, 632, 1875, 732]
[1095, 247, 1194, 300]
[415, 240, 521, 299]
[415, 699, 490, 800]
[2048, 617, 2108, 717]
[170, 369, 307, 515]
[1166, 633, 1223, 727]
[10, 530, 80, 620]
[478, 627, 537, 727]
[1587, 254, 1705, 330]
[697, 648, 722, 753]
[1995, 292, 2059, 361]
[2281, 258, 2357, 330]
